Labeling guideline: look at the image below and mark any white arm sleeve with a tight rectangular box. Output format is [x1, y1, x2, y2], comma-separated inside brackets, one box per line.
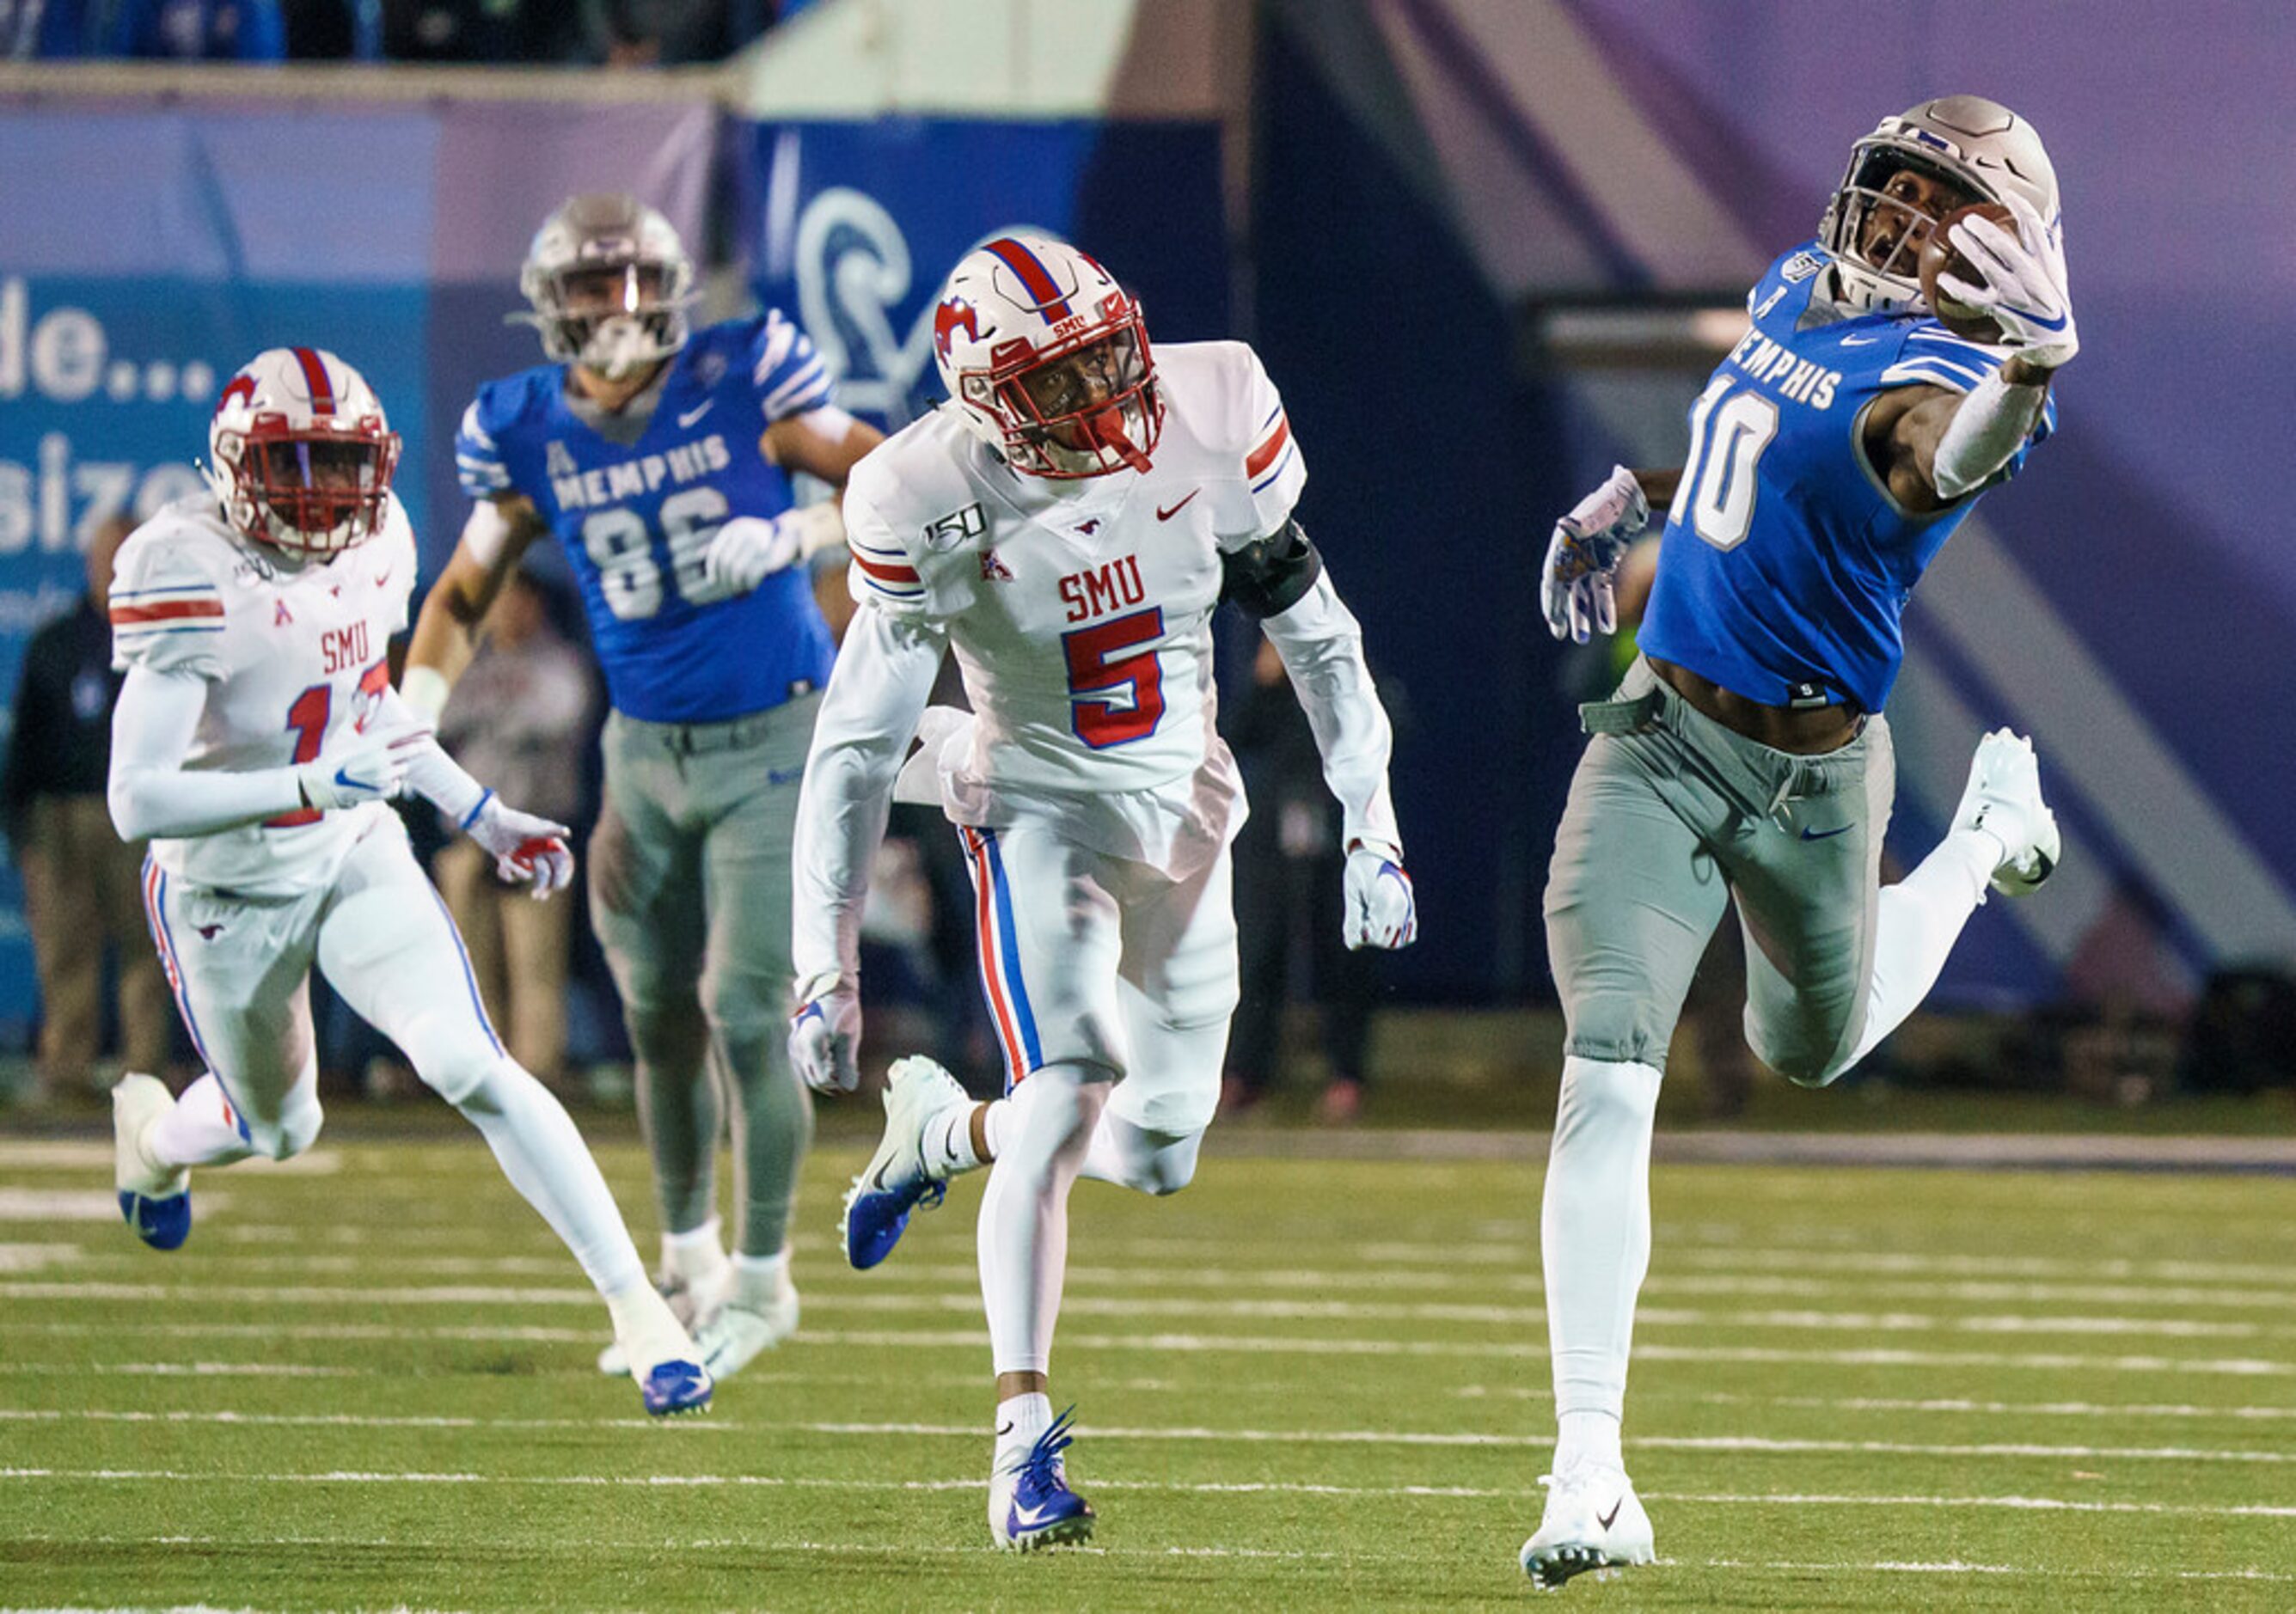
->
[107, 665, 302, 841]
[1258, 569, 1403, 859]
[789, 602, 946, 992]
[1931, 367, 2049, 500]
[372, 685, 490, 828]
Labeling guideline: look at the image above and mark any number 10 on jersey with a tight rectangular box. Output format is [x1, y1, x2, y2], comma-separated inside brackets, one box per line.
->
[1676, 376, 1780, 553]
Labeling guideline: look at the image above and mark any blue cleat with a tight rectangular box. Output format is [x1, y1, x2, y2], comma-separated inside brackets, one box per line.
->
[842, 1055, 974, 1269]
[640, 1358, 713, 1417]
[113, 1074, 190, 1251]
[989, 1406, 1096, 1551]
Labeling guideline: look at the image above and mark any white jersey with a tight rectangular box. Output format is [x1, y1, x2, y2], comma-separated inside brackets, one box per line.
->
[110, 493, 419, 896]
[841, 340, 1305, 866]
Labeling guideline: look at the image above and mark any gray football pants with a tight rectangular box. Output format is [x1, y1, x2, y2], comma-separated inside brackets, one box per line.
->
[590, 696, 820, 1257]
[1544, 657, 1895, 1085]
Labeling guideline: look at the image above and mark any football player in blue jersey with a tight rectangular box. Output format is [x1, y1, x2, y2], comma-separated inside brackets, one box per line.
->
[405, 194, 882, 1382]
[1521, 97, 2075, 1587]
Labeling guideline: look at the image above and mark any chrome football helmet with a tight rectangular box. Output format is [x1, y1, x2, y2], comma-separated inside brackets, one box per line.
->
[932, 233, 1161, 479]
[1818, 95, 2060, 315]
[204, 347, 399, 557]
[515, 193, 696, 378]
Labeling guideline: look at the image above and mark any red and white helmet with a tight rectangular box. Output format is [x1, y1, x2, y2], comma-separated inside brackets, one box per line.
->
[205, 347, 400, 557]
[932, 234, 1162, 479]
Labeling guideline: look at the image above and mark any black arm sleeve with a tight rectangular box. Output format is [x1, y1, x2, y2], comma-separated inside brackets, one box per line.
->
[1219, 519, 1324, 620]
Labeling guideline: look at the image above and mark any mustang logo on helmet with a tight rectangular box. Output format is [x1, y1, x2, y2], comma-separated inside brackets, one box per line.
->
[934, 297, 982, 362]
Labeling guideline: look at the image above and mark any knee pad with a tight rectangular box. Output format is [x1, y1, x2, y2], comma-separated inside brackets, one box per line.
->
[1561, 989, 1675, 1073]
[1745, 1012, 1852, 1090]
[245, 1082, 323, 1162]
[1110, 1118, 1203, 1195]
[400, 1008, 509, 1108]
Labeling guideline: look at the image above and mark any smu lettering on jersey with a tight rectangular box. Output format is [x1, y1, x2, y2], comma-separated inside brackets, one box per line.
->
[455, 311, 837, 724]
[110, 493, 417, 896]
[1638, 241, 2056, 713]
[843, 341, 1303, 866]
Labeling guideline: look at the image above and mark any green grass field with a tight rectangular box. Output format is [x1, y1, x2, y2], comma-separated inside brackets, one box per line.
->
[3, 1126, 2294, 1611]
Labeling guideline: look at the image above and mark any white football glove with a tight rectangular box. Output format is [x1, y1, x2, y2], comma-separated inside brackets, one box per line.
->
[293, 724, 424, 811]
[701, 504, 847, 596]
[463, 792, 574, 900]
[1938, 192, 2078, 370]
[1540, 465, 1649, 644]
[1344, 844, 1417, 951]
[789, 972, 862, 1094]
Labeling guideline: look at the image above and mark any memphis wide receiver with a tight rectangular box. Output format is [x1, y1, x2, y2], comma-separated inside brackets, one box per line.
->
[1526, 96, 2073, 1586]
[107, 347, 711, 1416]
[410, 196, 882, 1385]
[787, 235, 1417, 1548]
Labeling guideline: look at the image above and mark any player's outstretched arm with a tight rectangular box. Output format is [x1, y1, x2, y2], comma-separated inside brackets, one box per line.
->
[107, 666, 416, 841]
[1872, 194, 2073, 510]
[369, 685, 574, 900]
[787, 601, 946, 1092]
[1231, 522, 1417, 951]
[704, 409, 890, 596]
[401, 495, 545, 721]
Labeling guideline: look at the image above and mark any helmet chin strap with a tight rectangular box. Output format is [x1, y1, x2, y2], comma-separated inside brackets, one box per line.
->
[1084, 405, 1152, 474]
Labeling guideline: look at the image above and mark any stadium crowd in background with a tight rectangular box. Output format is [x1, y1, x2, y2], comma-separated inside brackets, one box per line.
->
[0, 0, 819, 63]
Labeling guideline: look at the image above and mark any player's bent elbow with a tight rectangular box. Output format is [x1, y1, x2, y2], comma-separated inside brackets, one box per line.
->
[107, 774, 157, 842]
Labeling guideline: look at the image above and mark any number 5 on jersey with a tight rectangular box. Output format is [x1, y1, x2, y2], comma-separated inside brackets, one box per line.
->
[1062, 607, 1165, 749]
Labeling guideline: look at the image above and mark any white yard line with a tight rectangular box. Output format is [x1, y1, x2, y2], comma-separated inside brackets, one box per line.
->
[8, 1470, 2296, 1530]
[13, 1317, 2296, 1376]
[0, 1362, 358, 1377]
[5, 1279, 2281, 1347]
[7, 1411, 2289, 1466]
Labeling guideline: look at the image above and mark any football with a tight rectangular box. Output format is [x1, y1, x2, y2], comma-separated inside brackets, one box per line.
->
[1917, 201, 2013, 342]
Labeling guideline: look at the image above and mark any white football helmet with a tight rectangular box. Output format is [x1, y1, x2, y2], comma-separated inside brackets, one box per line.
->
[1818, 95, 2060, 315]
[204, 347, 400, 558]
[515, 193, 696, 378]
[932, 233, 1161, 479]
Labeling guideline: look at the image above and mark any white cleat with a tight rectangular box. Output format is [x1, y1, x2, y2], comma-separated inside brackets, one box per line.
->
[113, 1073, 190, 1250]
[694, 1262, 800, 1379]
[841, 1055, 975, 1270]
[1521, 1459, 1655, 1591]
[605, 1282, 713, 1417]
[596, 1244, 732, 1377]
[1952, 727, 2061, 896]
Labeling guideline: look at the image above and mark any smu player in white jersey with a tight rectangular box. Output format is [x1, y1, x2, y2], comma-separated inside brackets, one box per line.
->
[106, 347, 711, 1416]
[787, 235, 1417, 1548]
[1523, 97, 2075, 1586]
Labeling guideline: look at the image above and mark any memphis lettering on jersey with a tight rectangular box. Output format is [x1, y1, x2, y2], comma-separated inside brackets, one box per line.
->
[1058, 555, 1146, 623]
[1725, 328, 1841, 411]
[552, 434, 732, 512]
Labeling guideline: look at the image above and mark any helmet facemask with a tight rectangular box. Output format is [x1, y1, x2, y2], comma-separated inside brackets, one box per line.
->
[1823, 147, 1983, 311]
[536, 259, 690, 378]
[968, 315, 1161, 480]
[217, 417, 398, 558]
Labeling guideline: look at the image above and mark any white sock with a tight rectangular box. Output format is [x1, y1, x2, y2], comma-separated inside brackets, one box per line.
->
[977, 1065, 1103, 1379]
[1848, 828, 1998, 1067]
[1542, 1057, 1660, 1470]
[924, 1104, 986, 1176]
[1555, 1409, 1624, 1473]
[663, 1218, 728, 1284]
[980, 1096, 1013, 1162]
[456, 1061, 646, 1298]
[728, 1248, 790, 1310]
[146, 1074, 259, 1171]
[995, 1391, 1054, 1464]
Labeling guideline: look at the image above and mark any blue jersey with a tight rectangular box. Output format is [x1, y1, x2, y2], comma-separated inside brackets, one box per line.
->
[456, 313, 838, 724]
[1638, 242, 2055, 713]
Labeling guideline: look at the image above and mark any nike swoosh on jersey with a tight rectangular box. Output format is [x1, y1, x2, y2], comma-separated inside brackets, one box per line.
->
[678, 401, 715, 428]
[1156, 490, 1201, 521]
[1799, 824, 1853, 841]
[1839, 334, 1883, 347]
